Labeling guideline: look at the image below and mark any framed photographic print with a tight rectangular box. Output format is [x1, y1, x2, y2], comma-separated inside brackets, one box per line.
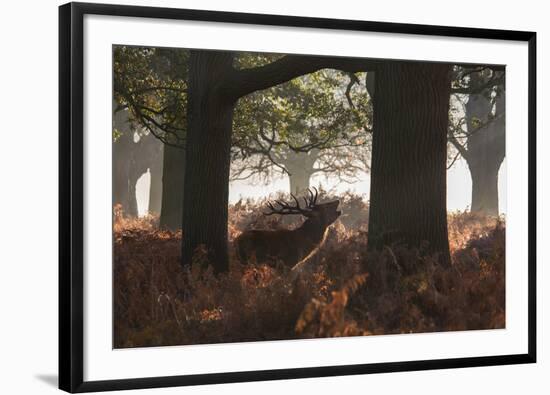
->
[59, 2, 537, 392]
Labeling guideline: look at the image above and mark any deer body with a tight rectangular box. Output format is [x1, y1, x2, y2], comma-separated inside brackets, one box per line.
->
[235, 189, 341, 268]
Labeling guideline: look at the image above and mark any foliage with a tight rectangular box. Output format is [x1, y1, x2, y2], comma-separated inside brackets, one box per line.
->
[114, 47, 505, 184]
[113, 46, 188, 146]
[232, 68, 372, 184]
[447, 65, 506, 169]
[113, 46, 372, 186]
[113, 197, 505, 348]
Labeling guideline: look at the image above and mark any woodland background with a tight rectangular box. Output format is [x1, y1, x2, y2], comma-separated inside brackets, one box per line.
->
[112, 40, 506, 346]
[0, 0, 547, 394]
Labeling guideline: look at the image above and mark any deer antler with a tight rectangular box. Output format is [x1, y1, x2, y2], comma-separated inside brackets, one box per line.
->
[304, 187, 319, 209]
[264, 188, 319, 216]
[264, 192, 310, 216]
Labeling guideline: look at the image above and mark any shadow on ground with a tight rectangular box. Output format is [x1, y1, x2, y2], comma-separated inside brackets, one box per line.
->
[35, 374, 58, 388]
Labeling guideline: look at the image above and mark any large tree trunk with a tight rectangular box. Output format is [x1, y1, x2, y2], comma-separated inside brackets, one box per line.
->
[464, 91, 505, 216]
[367, 62, 452, 265]
[160, 144, 185, 230]
[181, 51, 235, 272]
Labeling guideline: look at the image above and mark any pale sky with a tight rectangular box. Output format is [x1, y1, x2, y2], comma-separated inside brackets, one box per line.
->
[135, 156, 507, 216]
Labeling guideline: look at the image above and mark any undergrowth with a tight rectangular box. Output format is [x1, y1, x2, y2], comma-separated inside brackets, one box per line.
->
[113, 194, 505, 348]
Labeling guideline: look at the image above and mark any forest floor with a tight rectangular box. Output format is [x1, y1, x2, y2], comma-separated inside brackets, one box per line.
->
[113, 192, 505, 348]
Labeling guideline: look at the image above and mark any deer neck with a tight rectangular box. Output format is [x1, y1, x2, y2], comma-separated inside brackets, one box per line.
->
[296, 217, 328, 245]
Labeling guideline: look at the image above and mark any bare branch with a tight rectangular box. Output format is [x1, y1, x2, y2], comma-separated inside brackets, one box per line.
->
[447, 130, 469, 161]
[446, 151, 461, 170]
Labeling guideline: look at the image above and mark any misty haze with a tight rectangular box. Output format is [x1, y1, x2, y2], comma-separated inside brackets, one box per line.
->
[113, 46, 506, 348]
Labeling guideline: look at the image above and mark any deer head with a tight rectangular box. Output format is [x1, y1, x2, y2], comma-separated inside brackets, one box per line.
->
[264, 187, 341, 227]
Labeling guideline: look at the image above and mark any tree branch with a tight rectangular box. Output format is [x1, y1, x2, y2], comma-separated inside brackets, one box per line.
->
[452, 74, 504, 94]
[230, 55, 376, 98]
[345, 72, 360, 108]
[446, 151, 461, 170]
[448, 131, 469, 161]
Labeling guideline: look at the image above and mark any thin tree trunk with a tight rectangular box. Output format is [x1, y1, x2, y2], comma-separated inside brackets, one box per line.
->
[160, 144, 185, 230]
[148, 155, 163, 215]
[288, 169, 312, 196]
[112, 107, 134, 216]
[113, 160, 130, 213]
[132, 133, 164, 217]
[181, 51, 235, 272]
[281, 149, 318, 195]
[127, 166, 139, 218]
[128, 136, 155, 218]
[367, 61, 451, 265]
[464, 91, 505, 216]
[470, 163, 500, 215]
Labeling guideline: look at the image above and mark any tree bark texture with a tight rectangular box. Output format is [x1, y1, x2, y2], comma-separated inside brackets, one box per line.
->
[160, 144, 185, 230]
[464, 92, 505, 216]
[367, 62, 452, 265]
[181, 51, 236, 272]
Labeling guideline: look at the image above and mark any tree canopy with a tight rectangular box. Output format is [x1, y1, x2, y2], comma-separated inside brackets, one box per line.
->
[231, 66, 372, 185]
[114, 47, 373, 187]
[113, 46, 188, 146]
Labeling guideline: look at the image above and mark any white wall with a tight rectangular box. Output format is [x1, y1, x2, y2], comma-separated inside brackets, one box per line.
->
[0, 0, 546, 394]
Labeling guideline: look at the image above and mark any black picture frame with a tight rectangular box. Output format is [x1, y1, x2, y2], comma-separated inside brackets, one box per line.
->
[59, 2, 537, 392]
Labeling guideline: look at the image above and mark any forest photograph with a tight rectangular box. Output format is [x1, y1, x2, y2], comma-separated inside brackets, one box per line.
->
[112, 45, 506, 348]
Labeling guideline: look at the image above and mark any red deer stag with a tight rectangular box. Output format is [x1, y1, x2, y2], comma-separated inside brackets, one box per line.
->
[235, 188, 341, 268]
